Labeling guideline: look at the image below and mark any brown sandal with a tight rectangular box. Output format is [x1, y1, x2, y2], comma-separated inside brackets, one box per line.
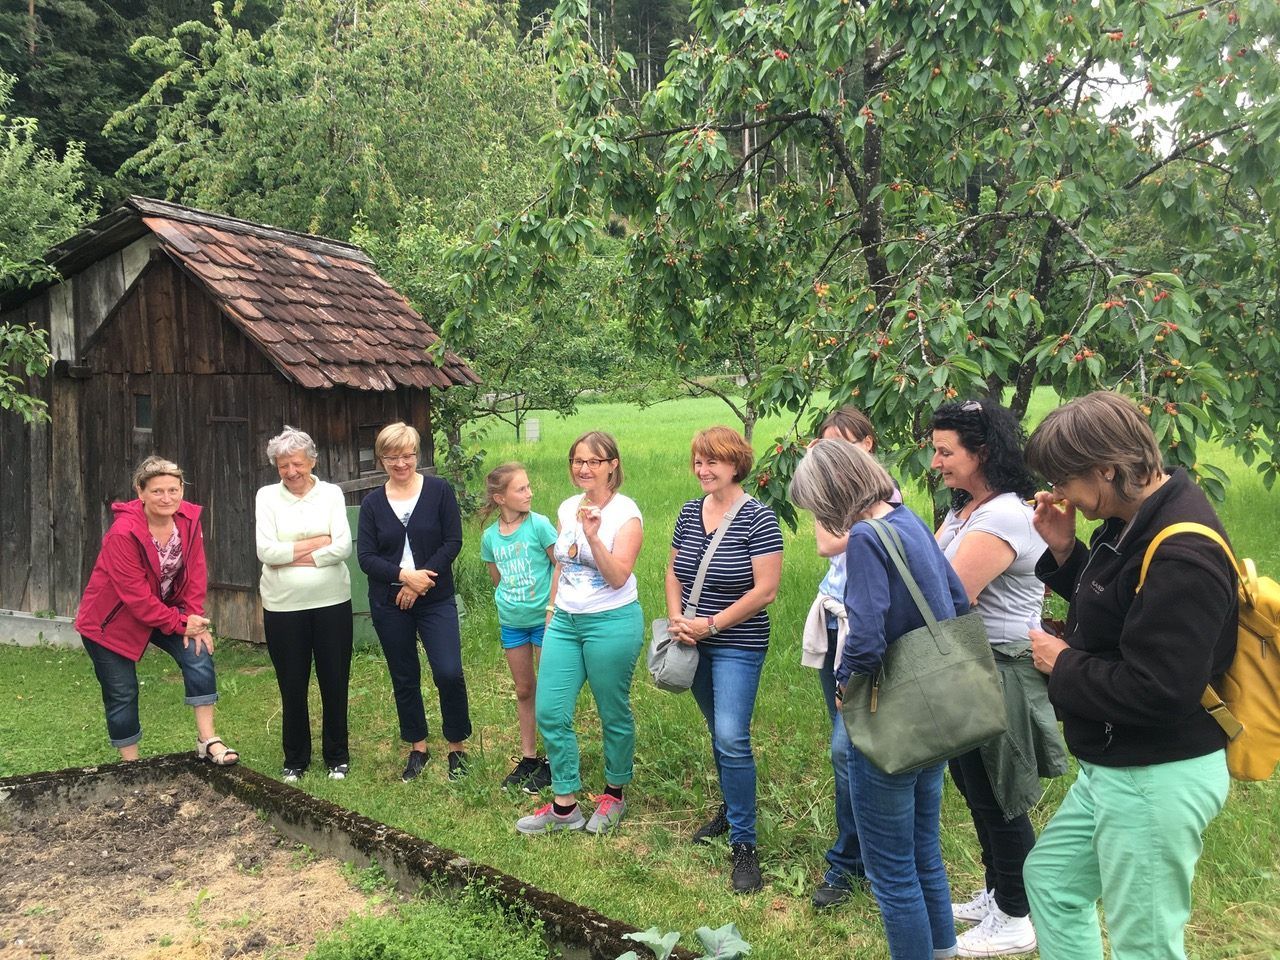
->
[196, 736, 240, 766]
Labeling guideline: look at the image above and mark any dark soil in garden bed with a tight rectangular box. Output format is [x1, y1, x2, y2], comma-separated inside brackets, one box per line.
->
[0, 772, 378, 959]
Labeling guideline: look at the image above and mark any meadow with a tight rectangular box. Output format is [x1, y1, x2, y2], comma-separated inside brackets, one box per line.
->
[2, 393, 1277, 959]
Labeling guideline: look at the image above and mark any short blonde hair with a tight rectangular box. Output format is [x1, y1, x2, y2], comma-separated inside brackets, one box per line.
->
[691, 426, 755, 483]
[1025, 392, 1164, 502]
[568, 431, 623, 491]
[133, 455, 184, 492]
[374, 422, 421, 464]
[789, 439, 895, 535]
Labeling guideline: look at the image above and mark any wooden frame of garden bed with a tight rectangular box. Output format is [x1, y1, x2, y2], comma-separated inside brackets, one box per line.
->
[0, 756, 695, 960]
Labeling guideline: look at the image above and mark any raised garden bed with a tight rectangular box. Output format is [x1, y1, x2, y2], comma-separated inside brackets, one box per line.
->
[0, 756, 695, 960]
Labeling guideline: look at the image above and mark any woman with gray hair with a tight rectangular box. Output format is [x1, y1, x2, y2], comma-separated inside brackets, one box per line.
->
[255, 425, 354, 782]
[1022, 391, 1236, 960]
[790, 439, 968, 960]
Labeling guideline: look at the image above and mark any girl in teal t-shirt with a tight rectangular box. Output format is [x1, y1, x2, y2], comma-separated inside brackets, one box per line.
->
[480, 462, 557, 793]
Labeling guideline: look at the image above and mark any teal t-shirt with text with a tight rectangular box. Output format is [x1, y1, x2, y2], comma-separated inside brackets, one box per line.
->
[480, 512, 558, 628]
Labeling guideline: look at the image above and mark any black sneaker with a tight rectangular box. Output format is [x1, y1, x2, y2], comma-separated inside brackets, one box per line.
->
[812, 880, 853, 910]
[730, 842, 763, 894]
[401, 748, 429, 782]
[692, 803, 730, 845]
[503, 756, 540, 790]
[447, 750, 468, 781]
[522, 757, 552, 794]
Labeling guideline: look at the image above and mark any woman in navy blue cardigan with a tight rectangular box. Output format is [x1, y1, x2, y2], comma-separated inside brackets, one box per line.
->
[358, 422, 471, 782]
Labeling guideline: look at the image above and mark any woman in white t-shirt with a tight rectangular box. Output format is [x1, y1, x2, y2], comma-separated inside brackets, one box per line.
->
[515, 431, 644, 838]
[931, 400, 1068, 958]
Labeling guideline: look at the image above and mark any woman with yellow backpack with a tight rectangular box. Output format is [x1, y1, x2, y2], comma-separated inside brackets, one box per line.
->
[1020, 391, 1237, 960]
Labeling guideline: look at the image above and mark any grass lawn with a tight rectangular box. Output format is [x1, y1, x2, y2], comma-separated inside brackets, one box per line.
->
[2, 393, 1278, 959]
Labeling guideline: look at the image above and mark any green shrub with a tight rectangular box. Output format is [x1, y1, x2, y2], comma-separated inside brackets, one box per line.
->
[308, 890, 554, 960]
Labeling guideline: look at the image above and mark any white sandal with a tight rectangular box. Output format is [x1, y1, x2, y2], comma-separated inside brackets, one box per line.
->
[196, 736, 240, 766]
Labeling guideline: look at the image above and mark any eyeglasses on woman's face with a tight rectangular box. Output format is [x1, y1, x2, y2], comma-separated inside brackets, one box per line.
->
[570, 457, 610, 470]
[381, 453, 417, 466]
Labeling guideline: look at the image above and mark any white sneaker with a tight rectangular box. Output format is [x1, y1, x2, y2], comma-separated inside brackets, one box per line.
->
[955, 905, 1037, 957]
[952, 888, 995, 924]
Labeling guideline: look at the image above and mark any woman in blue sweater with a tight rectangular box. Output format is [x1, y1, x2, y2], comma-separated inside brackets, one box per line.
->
[791, 439, 968, 960]
[358, 422, 471, 782]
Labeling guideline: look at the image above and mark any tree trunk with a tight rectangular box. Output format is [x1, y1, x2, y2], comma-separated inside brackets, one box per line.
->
[742, 402, 757, 442]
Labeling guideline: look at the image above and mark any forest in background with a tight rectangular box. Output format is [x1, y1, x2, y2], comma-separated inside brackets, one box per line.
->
[3, 0, 1279, 517]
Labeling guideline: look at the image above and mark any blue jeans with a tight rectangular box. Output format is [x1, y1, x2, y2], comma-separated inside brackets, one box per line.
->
[82, 630, 218, 747]
[819, 634, 865, 886]
[370, 594, 471, 744]
[847, 744, 957, 960]
[690, 644, 766, 845]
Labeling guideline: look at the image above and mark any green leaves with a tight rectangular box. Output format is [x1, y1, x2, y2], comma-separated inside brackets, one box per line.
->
[450, 0, 1280, 508]
[618, 923, 751, 960]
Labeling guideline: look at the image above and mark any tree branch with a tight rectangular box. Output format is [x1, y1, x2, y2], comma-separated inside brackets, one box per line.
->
[618, 110, 815, 143]
[1122, 122, 1249, 190]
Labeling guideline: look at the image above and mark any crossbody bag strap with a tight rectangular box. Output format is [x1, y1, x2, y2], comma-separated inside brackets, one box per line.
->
[863, 517, 951, 655]
[683, 494, 751, 618]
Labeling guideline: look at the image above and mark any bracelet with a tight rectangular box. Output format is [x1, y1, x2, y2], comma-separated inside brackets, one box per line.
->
[545, 604, 555, 613]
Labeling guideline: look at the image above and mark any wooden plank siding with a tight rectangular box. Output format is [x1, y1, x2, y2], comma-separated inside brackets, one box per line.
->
[1, 215, 454, 640]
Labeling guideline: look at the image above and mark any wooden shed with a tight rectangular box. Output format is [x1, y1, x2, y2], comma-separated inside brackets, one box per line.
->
[0, 197, 479, 642]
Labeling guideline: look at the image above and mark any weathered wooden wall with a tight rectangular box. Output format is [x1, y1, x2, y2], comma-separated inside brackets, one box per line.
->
[1, 251, 438, 643]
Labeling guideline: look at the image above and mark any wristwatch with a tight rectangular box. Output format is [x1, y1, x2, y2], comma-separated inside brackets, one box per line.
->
[705, 615, 720, 637]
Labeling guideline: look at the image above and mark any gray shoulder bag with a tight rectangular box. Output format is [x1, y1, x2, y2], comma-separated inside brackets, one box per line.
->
[841, 517, 1008, 773]
[648, 494, 751, 692]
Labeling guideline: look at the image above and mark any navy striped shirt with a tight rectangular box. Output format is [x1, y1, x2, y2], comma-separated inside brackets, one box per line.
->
[670, 497, 784, 649]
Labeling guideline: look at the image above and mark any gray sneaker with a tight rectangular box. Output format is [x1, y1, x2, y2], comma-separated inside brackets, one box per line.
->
[515, 802, 586, 835]
[584, 793, 626, 835]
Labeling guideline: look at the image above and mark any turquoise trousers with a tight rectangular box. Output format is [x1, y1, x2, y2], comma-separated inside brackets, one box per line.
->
[1025, 751, 1228, 960]
[535, 602, 644, 795]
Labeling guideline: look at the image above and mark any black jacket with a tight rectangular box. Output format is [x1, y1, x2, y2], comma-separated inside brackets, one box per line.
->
[1037, 469, 1237, 767]
[357, 477, 462, 605]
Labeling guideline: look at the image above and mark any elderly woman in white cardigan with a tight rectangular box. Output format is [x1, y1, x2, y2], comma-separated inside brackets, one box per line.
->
[256, 426, 353, 782]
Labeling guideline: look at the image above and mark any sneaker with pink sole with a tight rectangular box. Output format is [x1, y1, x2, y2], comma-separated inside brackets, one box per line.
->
[584, 794, 627, 835]
[515, 802, 586, 835]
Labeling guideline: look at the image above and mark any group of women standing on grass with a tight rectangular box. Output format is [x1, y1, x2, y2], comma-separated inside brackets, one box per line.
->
[75, 390, 1236, 960]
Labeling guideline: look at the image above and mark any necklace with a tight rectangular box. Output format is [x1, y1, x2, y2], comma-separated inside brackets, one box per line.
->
[568, 491, 613, 560]
[498, 513, 526, 535]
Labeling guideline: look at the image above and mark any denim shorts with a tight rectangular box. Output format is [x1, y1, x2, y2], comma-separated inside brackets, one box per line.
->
[499, 624, 546, 650]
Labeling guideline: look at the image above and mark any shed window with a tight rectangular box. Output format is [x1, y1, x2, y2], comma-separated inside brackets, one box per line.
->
[358, 424, 379, 475]
[134, 394, 153, 431]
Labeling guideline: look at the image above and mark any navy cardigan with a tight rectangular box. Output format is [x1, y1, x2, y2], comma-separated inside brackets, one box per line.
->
[357, 477, 462, 606]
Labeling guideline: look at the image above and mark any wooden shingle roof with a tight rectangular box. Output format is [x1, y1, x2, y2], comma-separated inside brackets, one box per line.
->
[17, 197, 480, 391]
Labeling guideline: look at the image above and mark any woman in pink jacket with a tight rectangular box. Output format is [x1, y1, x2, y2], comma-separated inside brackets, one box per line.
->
[74, 456, 238, 764]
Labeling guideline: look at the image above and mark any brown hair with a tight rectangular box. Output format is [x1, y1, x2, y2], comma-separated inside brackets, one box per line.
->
[132, 455, 184, 492]
[789, 439, 896, 535]
[1025, 391, 1164, 501]
[568, 431, 624, 491]
[818, 406, 877, 450]
[374, 422, 421, 464]
[479, 462, 527, 524]
[690, 425, 755, 483]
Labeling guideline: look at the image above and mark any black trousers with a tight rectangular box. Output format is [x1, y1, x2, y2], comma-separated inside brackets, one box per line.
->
[949, 747, 1037, 917]
[369, 594, 471, 745]
[264, 600, 353, 770]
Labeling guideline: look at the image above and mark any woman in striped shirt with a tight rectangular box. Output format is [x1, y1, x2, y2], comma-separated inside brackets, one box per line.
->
[665, 426, 784, 894]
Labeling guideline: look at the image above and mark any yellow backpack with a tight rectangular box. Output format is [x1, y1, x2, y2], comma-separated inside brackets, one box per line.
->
[1138, 522, 1280, 782]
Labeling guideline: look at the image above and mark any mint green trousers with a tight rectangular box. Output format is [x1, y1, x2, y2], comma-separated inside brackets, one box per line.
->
[535, 602, 644, 795]
[1025, 751, 1228, 960]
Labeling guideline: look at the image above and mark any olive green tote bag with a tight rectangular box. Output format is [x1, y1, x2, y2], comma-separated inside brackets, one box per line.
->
[841, 518, 1008, 775]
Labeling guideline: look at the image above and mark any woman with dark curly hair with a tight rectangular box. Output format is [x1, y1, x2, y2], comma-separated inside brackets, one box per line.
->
[929, 400, 1069, 957]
